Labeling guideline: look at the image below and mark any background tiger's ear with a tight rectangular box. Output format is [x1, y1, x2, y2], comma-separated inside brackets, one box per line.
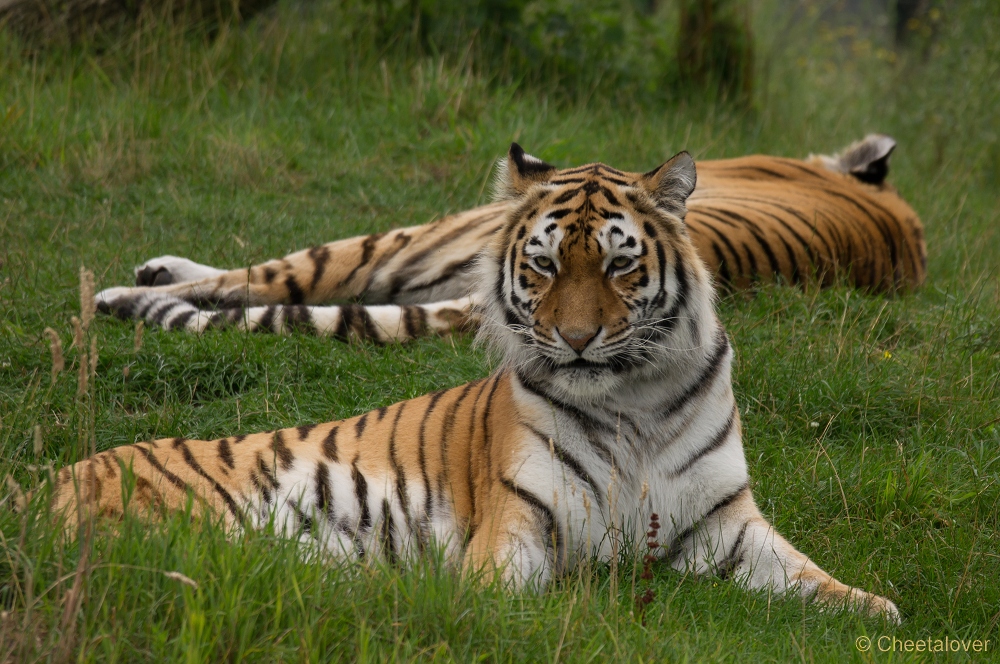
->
[811, 134, 896, 185]
[639, 151, 697, 219]
[837, 134, 896, 185]
[493, 143, 557, 200]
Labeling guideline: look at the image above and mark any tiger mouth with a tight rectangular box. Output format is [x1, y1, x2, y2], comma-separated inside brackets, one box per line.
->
[561, 358, 609, 369]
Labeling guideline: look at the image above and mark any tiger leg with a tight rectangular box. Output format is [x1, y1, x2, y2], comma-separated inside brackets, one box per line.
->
[122, 202, 509, 309]
[94, 291, 478, 342]
[51, 442, 244, 530]
[670, 486, 901, 622]
[51, 429, 372, 558]
[463, 486, 556, 590]
[128, 229, 432, 308]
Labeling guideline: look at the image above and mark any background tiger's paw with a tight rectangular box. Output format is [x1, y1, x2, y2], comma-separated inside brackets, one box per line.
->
[135, 256, 226, 286]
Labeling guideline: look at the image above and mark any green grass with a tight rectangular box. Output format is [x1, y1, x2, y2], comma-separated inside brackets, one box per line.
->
[1, 0, 999, 660]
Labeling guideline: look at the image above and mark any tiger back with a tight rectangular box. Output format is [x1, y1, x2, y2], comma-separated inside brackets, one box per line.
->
[54, 145, 900, 621]
[691, 138, 925, 291]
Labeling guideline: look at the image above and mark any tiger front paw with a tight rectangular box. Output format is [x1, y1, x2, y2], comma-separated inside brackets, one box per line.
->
[135, 256, 225, 287]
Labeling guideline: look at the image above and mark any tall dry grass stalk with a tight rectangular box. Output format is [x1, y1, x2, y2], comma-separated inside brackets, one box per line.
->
[89, 337, 98, 380]
[43, 327, 65, 382]
[134, 320, 144, 353]
[79, 267, 95, 333]
[3, 474, 26, 511]
[71, 316, 83, 350]
[76, 348, 89, 397]
[73, 266, 98, 458]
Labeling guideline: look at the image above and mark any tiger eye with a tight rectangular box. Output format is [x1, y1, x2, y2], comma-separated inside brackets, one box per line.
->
[611, 256, 631, 269]
[535, 256, 553, 268]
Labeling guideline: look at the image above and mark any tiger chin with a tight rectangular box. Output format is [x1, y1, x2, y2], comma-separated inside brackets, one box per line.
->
[53, 145, 900, 623]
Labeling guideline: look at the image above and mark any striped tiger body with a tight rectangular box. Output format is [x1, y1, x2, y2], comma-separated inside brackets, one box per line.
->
[58, 146, 900, 620]
[95, 135, 925, 342]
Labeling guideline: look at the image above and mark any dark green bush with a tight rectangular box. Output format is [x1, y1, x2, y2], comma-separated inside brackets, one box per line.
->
[371, 0, 755, 102]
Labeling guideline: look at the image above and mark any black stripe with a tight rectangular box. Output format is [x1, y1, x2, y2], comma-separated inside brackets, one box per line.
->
[333, 306, 350, 341]
[285, 275, 306, 304]
[315, 461, 334, 520]
[151, 301, 181, 326]
[132, 444, 191, 494]
[358, 307, 383, 341]
[659, 327, 730, 420]
[388, 218, 493, 298]
[355, 413, 369, 438]
[688, 214, 746, 279]
[823, 189, 901, 287]
[217, 438, 235, 469]
[340, 233, 384, 289]
[401, 306, 427, 338]
[552, 188, 581, 204]
[387, 402, 419, 549]
[401, 256, 479, 295]
[699, 208, 782, 280]
[655, 239, 667, 300]
[351, 455, 371, 530]
[500, 477, 560, 559]
[438, 381, 479, 499]
[381, 499, 398, 566]
[556, 165, 595, 176]
[711, 164, 790, 180]
[270, 431, 295, 471]
[256, 306, 277, 332]
[515, 371, 615, 434]
[289, 499, 315, 534]
[667, 482, 749, 562]
[321, 426, 339, 462]
[297, 424, 317, 440]
[463, 379, 492, 545]
[668, 406, 737, 474]
[251, 452, 279, 505]
[284, 305, 314, 334]
[168, 309, 195, 330]
[136, 297, 159, 319]
[255, 452, 280, 489]
[717, 520, 749, 580]
[172, 438, 246, 525]
[480, 375, 504, 478]
[715, 197, 821, 269]
[741, 242, 759, 280]
[599, 186, 621, 206]
[524, 424, 602, 507]
[308, 245, 331, 292]
[418, 390, 448, 524]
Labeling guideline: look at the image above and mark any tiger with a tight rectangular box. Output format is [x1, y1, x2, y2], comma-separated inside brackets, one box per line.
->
[95, 134, 925, 343]
[57, 145, 901, 622]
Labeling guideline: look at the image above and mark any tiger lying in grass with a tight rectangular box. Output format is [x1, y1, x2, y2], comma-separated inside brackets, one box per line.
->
[59, 146, 901, 621]
[95, 135, 925, 342]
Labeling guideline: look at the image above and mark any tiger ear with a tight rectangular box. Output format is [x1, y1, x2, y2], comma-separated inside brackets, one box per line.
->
[494, 143, 558, 200]
[639, 151, 697, 219]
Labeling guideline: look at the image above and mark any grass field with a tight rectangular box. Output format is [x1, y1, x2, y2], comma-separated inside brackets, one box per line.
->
[1, 0, 999, 660]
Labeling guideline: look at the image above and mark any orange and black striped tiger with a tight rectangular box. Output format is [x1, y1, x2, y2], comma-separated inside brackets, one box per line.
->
[95, 135, 925, 341]
[58, 146, 901, 620]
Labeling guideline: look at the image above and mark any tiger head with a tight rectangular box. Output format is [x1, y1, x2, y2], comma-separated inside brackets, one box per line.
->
[477, 144, 718, 401]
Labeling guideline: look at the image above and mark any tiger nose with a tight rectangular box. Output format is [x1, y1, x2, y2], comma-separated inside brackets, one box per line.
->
[558, 327, 599, 353]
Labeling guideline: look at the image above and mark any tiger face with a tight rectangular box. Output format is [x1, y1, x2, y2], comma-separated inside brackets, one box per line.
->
[479, 144, 716, 400]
